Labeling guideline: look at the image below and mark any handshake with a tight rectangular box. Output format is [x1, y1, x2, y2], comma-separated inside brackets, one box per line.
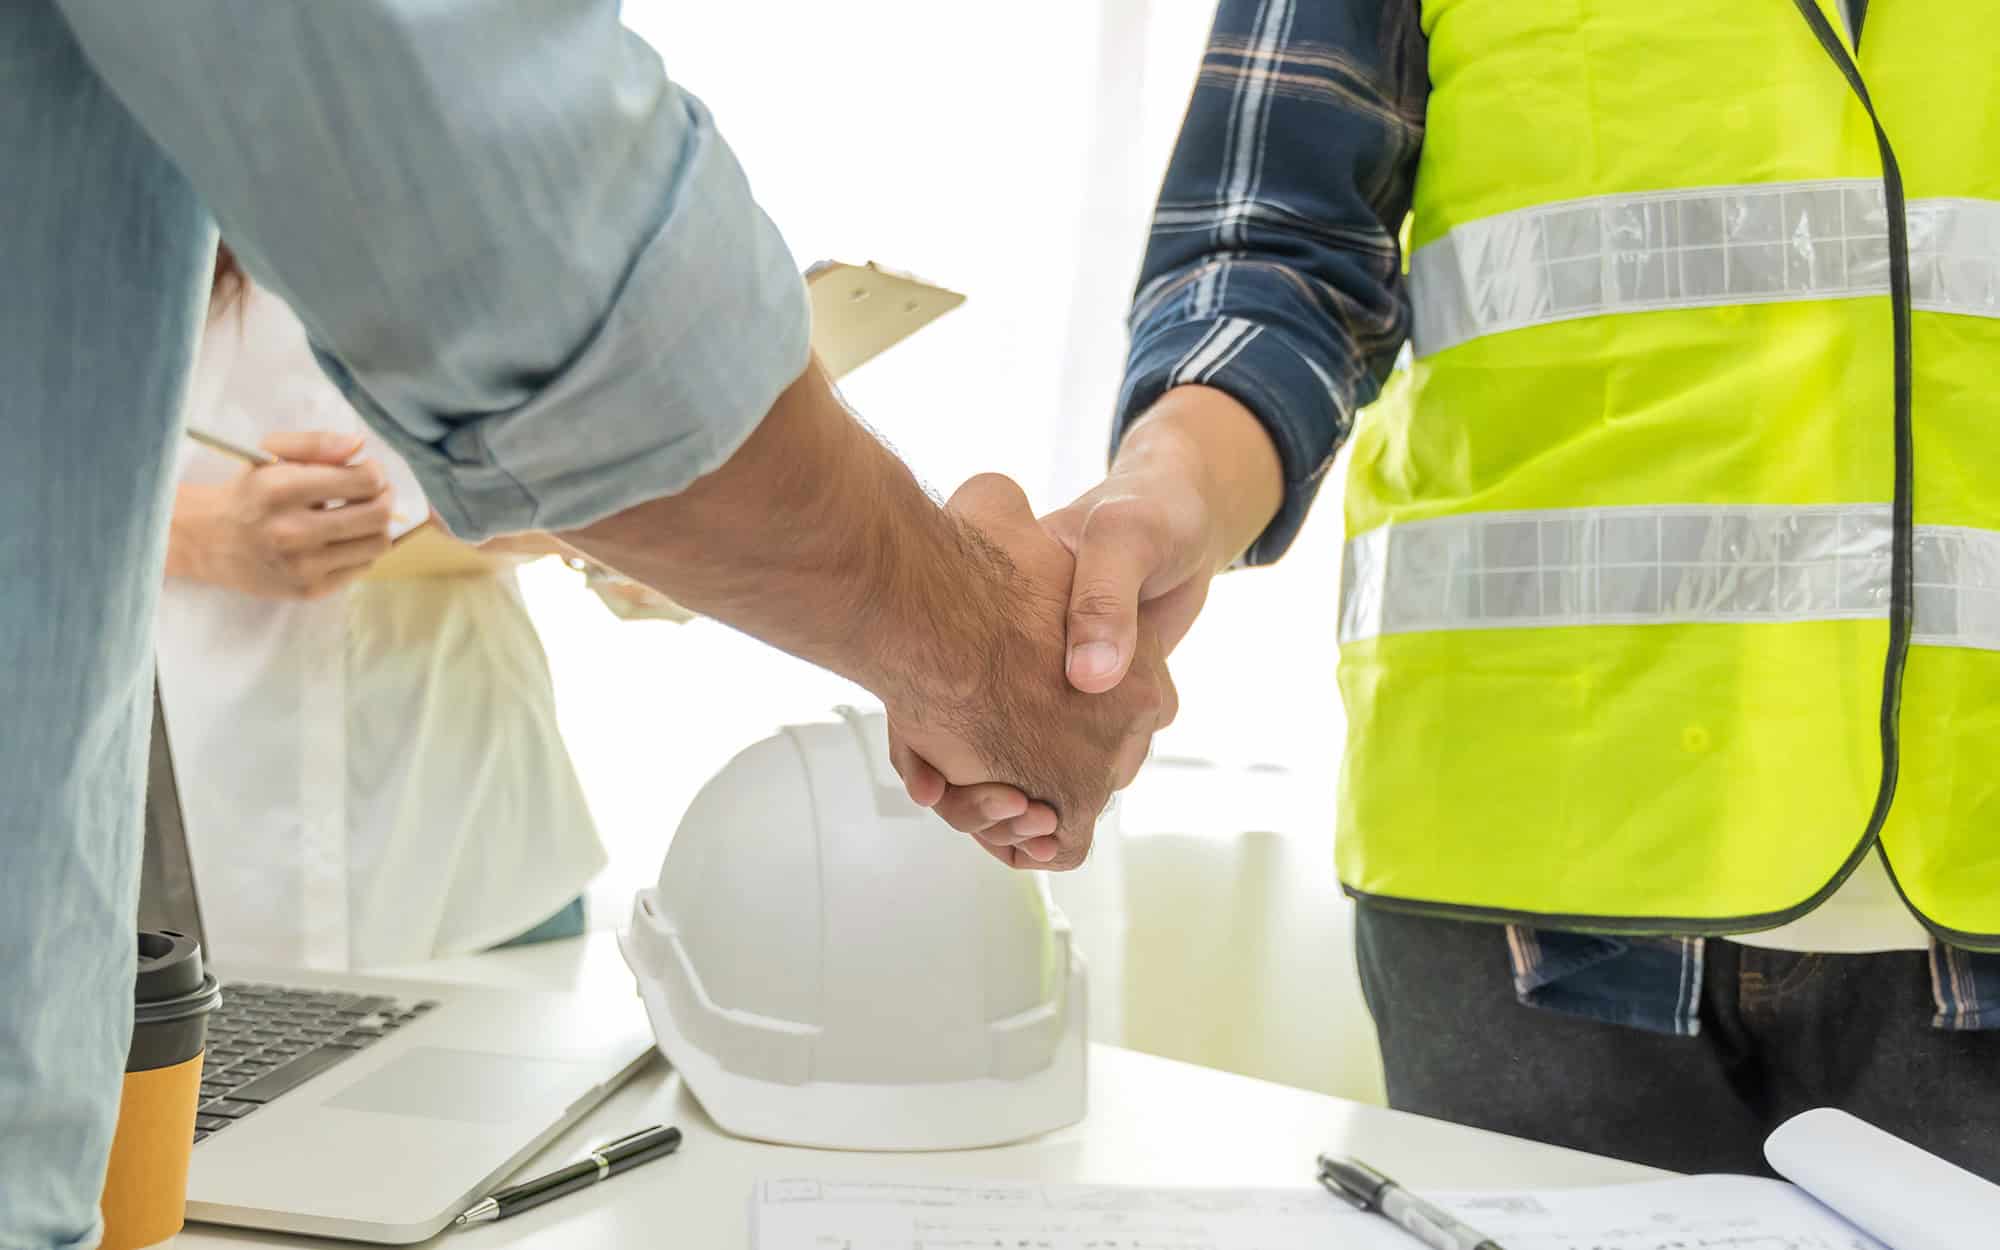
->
[565, 367, 1278, 873]
[881, 472, 1180, 872]
[884, 380, 1261, 871]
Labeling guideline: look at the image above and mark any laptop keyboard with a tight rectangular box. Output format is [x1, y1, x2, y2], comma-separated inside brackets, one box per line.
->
[194, 983, 439, 1143]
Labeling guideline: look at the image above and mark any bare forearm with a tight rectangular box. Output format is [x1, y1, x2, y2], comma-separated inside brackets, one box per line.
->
[560, 363, 999, 704]
[1117, 385, 1285, 570]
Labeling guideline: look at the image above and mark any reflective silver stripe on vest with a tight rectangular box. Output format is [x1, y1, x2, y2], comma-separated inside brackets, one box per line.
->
[1339, 505, 2000, 649]
[1409, 181, 2000, 356]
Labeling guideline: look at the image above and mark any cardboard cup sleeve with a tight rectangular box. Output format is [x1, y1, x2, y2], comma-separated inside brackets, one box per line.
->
[99, 931, 220, 1250]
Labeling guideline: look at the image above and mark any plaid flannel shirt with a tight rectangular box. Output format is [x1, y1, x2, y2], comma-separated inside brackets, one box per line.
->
[1114, 0, 2000, 1036]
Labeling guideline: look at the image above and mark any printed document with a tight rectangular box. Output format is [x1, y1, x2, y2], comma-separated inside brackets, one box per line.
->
[751, 1109, 1998, 1250]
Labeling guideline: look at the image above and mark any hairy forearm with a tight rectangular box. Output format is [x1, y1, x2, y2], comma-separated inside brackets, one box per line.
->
[560, 363, 1000, 705]
[1118, 385, 1285, 569]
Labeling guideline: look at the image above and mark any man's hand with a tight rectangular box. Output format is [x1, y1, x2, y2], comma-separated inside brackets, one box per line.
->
[557, 364, 1176, 872]
[884, 474, 1177, 871]
[166, 431, 394, 599]
[1050, 386, 1287, 691]
[906, 386, 1285, 849]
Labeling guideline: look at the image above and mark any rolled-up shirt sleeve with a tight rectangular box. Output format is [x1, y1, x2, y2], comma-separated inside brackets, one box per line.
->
[56, 0, 808, 539]
[1116, 0, 1427, 565]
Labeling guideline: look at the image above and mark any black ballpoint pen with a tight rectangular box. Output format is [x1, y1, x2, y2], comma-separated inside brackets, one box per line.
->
[454, 1125, 682, 1226]
[1317, 1154, 1508, 1250]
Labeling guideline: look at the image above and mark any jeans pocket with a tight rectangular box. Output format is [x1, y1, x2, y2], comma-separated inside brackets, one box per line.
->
[1510, 927, 1707, 1037]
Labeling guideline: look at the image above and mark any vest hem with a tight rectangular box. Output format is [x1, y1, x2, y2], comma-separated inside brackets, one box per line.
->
[1341, 880, 2000, 953]
[1336, 884, 1876, 939]
[1876, 853, 2000, 955]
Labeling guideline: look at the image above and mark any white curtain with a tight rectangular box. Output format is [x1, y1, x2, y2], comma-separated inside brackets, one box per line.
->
[1109, 765, 1385, 1104]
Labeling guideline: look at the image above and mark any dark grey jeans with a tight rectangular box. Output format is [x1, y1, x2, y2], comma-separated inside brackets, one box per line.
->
[1355, 904, 2000, 1179]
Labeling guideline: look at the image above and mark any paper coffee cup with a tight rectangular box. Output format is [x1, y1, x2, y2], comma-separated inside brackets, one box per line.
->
[99, 931, 221, 1250]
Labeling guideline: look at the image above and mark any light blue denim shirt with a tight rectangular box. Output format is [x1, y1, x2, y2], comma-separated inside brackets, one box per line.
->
[2, 4, 806, 1247]
[62, 0, 812, 540]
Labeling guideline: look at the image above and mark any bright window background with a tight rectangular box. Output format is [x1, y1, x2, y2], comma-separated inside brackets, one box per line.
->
[526, 0, 1348, 915]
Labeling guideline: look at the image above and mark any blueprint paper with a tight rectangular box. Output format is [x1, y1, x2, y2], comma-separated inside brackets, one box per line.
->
[750, 1175, 1889, 1250]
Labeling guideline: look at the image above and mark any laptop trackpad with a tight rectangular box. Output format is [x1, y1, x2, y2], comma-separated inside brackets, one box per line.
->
[326, 1047, 588, 1124]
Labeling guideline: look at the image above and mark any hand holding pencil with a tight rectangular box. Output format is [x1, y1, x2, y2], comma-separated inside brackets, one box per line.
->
[172, 428, 402, 600]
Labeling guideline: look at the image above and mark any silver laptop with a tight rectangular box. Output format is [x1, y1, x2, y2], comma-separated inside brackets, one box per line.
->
[140, 687, 655, 1243]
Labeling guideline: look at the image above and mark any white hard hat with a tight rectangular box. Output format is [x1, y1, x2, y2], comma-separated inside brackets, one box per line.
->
[619, 706, 1088, 1151]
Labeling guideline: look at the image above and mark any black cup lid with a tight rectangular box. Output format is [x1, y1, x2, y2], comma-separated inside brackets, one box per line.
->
[137, 930, 206, 1003]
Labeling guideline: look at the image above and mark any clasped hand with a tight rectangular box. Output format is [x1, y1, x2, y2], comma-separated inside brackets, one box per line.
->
[886, 471, 1197, 872]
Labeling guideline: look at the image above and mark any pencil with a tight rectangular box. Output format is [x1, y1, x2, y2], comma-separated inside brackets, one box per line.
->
[185, 426, 278, 466]
[184, 426, 414, 527]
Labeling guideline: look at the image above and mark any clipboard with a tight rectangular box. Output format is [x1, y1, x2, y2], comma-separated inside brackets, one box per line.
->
[805, 261, 964, 381]
[363, 522, 501, 581]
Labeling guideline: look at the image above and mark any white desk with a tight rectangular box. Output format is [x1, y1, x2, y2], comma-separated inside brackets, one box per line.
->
[174, 933, 1662, 1249]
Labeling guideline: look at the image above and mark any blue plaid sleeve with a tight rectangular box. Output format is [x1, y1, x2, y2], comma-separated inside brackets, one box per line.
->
[1116, 0, 1427, 564]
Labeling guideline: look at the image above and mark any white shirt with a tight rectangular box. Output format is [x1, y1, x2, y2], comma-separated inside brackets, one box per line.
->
[157, 287, 604, 971]
[1732, 849, 1930, 953]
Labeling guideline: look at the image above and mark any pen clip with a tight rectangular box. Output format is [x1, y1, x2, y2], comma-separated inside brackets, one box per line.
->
[1316, 1167, 1370, 1212]
[592, 1125, 668, 1155]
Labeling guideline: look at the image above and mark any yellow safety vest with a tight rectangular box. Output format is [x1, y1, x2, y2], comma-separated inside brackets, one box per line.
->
[1336, 0, 2000, 947]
